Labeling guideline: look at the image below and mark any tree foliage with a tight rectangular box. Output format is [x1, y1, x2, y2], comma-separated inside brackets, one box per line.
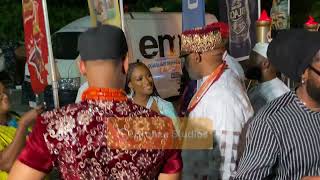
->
[0, 1, 24, 42]
[132, 0, 218, 15]
[0, 0, 319, 43]
[0, 0, 88, 42]
[291, 0, 320, 28]
[310, 1, 320, 22]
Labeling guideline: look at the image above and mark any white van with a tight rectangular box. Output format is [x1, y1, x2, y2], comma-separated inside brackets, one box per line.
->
[31, 12, 218, 99]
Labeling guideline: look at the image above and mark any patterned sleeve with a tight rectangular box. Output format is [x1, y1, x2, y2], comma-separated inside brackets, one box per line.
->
[18, 115, 53, 173]
[234, 117, 279, 179]
[205, 91, 252, 180]
[161, 149, 183, 174]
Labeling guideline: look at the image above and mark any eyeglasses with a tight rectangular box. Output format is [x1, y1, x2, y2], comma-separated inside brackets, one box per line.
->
[179, 52, 202, 64]
[309, 65, 320, 76]
[179, 54, 190, 65]
[179, 53, 190, 63]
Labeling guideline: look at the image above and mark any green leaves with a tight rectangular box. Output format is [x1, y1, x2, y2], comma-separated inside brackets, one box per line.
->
[0, 2, 23, 41]
[47, 5, 88, 34]
[291, 0, 320, 28]
[1, 0, 319, 43]
[310, 1, 320, 22]
[0, 1, 87, 42]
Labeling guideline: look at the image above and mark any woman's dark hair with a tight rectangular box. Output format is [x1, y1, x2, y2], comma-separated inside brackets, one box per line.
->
[0, 81, 13, 122]
[312, 49, 320, 63]
[124, 62, 159, 96]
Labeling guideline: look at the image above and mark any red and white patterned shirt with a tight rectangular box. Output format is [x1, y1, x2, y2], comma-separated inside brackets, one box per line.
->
[18, 99, 182, 179]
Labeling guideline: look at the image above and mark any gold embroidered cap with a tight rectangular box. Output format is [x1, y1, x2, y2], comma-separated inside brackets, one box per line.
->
[181, 22, 229, 55]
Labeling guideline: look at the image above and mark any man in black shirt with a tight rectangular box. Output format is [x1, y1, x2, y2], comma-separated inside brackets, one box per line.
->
[235, 29, 320, 180]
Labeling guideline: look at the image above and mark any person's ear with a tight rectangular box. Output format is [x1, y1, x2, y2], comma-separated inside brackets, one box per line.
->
[301, 69, 309, 84]
[195, 53, 202, 63]
[261, 59, 270, 69]
[128, 81, 133, 89]
[123, 54, 129, 74]
[267, 30, 272, 43]
[79, 60, 87, 76]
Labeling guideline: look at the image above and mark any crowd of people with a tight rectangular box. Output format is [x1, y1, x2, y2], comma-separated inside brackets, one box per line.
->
[0, 21, 319, 180]
[0, 82, 43, 179]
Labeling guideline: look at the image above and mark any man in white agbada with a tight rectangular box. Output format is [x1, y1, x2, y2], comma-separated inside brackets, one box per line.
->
[245, 43, 290, 113]
[223, 51, 245, 84]
[222, 38, 246, 84]
[180, 22, 253, 180]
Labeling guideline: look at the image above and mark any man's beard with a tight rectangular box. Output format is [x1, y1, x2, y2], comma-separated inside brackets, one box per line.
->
[245, 66, 262, 81]
[306, 78, 320, 105]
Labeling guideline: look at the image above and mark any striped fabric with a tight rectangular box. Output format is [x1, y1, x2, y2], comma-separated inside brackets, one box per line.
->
[234, 91, 320, 180]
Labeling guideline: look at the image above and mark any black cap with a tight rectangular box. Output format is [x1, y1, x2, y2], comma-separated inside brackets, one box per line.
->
[78, 25, 128, 61]
[267, 29, 320, 82]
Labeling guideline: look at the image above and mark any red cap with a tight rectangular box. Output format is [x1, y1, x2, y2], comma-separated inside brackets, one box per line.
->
[182, 22, 229, 39]
[258, 10, 271, 22]
[181, 22, 229, 53]
[207, 22, 229, 39]
[305, 16, 318, 25]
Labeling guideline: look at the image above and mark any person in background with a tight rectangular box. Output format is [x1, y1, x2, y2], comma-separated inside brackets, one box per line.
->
[180, 22, 253, 180]
[235, 29, 320, 179]
[178, 25, 246, 118]
[236, 42, 290, 168]
[75, 82, 88, 103]
[125, 62, 179, 131]
[0, 81, 43, 179]
[223, 44, 246, 84]
[177, 66, 197, 117]
[0, 83, 20, 128]
[75, 55, 88, 103]
[245, 42, 289, 113]
[9, 25, 182, 180]
[0, 49, 5, 73]
[76, 61, 180, 131]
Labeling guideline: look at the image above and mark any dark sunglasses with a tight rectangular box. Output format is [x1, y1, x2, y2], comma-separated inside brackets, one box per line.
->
[179, 52, 202, 63]
[179, 53, 190, 64]
[179, 53, 190, 59]
[309, 65, 320, 76]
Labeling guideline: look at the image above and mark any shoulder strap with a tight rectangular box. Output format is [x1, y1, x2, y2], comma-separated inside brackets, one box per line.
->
[146, 96, 154, 109]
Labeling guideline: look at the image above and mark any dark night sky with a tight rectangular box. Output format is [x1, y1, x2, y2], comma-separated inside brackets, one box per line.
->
[0, 0, 317, 41]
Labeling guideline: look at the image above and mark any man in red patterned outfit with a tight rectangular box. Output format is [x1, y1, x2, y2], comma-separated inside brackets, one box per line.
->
[9, 25, 182, 180]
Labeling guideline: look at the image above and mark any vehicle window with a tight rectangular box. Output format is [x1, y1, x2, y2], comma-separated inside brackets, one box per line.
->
[52, 32, 81, 60]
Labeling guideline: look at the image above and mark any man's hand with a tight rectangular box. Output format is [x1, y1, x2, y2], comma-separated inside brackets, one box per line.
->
[0, 105, 44, 172]
[302, 177, 320, 180]
[8, 160, 46, 180]
[158, 173, 181, 180]
[19, 105, 44, 128]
